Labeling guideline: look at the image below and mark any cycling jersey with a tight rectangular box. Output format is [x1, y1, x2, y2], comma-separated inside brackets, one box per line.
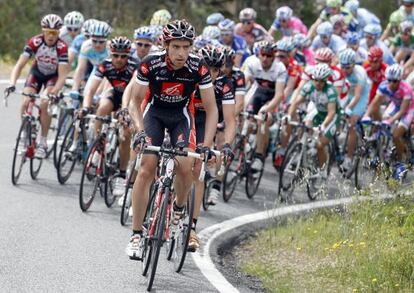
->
[295, 48, 315, 68]
[285, 57, 302, 103]
[229, 67, 246, 96]
[353, 47, 368, 65]
[59, 26, 75, 47]
[319, 7, 354, 24]
[23, 34, 68, 76]
[360, 39, 395, 65]
[219, 35, 249, 64]
[363, 61, 387, 104]
[270, 17, 308, 37]
[69, 33, 87, 56]
[311, 34, 346, 54]
[234, 22, 273, 49]
[351, 8, 381, 33]
[79, 39, 109, 67]
[392, 33, 414, 49]
[342, 64, 371, 116]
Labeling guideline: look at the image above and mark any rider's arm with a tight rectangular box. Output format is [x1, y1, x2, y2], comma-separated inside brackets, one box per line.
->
[288, 94, 305, 117]
[128, 81, 148, 132]
[284, 75, 298, 100]
[200, 86, 218, 148]
[389, 99, 410, 123]
[50, 63, 69, 94]
[347, 84, 363, 110]
[72, 57, 88, 92]
[222, 103, 236, 145]
[380, 25, 391, 42]
[321, 102, 336, 129]
[364, 93, 383, 118]
[307, 18, 322, 41]
[233, 54, 243, 68]
[262, 80, 286, 113]
[68, 51, 76, 68]
[9, 54, 30, 86]
[121, 72, 137, 109]
[82, 78, 102, 108]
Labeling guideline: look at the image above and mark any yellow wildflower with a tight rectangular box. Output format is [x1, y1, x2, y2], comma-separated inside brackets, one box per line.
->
[372, 278, 377, 283]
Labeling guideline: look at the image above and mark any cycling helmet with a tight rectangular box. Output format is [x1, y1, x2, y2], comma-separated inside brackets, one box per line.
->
[134, 26, 155, 41]
[312, 63, 332, 80]
[222, 45, 235, 60]
[110, 36, 132, 53]
[315, 47, 335, 63]
[345, 0, 359, 13]
[363, 23, 382, 38]
[345, 31, 360, 45]
[275, 6, 293, 21]
[326, 0, 342, 8]
[206, 13, 225, 25]
[403, 0, 414, 4]
[293, 33, 311, 48]
[163, 19, 196, 43]
[200, 45, 225, 67]
[399, 20, 413, 33]
[82, 19, 98, 35]
[64, 11, 84, 29]
[41, 14, 63, 30]
[194, 36, 212, 50]
[367, 46, 383, 61]
[276, 37, 295, 52]
[218, 19, 235, 33]
[317, 21, 334, 36]
[257, 40, 275, 55]
[202, 25, 221, 40]
[385, 64, 404, 80]
[150, 9, 172, 26]
[389, 11, 404, 27]
[330, 14, 345, 26]
[239, 8, 257, 21]
[339, 48, 356, 65]
[90, 21, 112, 38]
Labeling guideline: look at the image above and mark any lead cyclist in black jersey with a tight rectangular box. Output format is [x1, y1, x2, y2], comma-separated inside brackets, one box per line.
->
[125, 20, 218, 259]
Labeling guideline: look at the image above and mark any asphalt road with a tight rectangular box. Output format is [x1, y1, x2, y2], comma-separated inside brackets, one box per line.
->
[0, 84, 348, 293]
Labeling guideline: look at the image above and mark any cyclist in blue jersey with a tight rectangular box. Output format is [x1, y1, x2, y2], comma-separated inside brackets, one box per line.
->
[70, 21, 111, 102]
[311, 21, 346, 55]
[360, 24, 395, 65]
[344, 0, 380, 33]
[218, 18, 249, 67]
[68, 19, 97, 70]
[344, 31, 367, 65]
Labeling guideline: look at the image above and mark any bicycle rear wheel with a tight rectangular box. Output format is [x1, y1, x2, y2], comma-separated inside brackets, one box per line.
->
[222, 149, 243, 202]
[11, 118, 30, 185]
[147, 187, 169, 291]
[278, 142, 303, 202]
[56, 123, 77, 184]
[30, 120, 43, 180]
[245, 152, 264, 199]
[79, 140, 103, 211]
[120, 159, 137, 226]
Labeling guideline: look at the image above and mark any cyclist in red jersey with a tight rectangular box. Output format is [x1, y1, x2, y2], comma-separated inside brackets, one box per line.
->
[6, 14, 69, 158]
[363, 46, 387, 105]
[125, 20, 218, 260]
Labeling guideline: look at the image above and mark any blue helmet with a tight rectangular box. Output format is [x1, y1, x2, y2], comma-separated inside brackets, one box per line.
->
[345, 0, 359, 13]
[202, 25, 221, 40]
[293, 33, 311, 48]
[206, 13, 225, 25]
[134, 26, 155, 42]
[317, 21, 334, 37]
[385, 64, 404, 80]
[339, 48, 356, 65]
[276, 37, 295, 52]
[345, 32, 360, 45]
[194, 36, 212, 50]
[90, 21, 112, 38]
[363, 23, 382, 38]
[218, 18, 235, 33]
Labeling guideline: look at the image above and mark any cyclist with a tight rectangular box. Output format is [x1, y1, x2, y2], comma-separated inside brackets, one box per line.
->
[68, 19, 97, 69]
[132, 26, 156, 63]
[287, 63, 341, 172]
[360, 24, 395, 65]
[234, 8, 273, 51]
[80, 36, 138, 196]
[344, 0, 380, 33]
[125, 20, 218, 259]
[381, 10, 405, 44]
[218, 18, 249, 67]
[206, 12, 225, 26]
[60, 11, 84, 47]
[292, 33, 315, 67]
[330, 14, 348, 38]
[344, 31, 367, 65]
[202, 25, 221, 42]
[363, 64, 414, 180]
[70, 21, 111, 103]
[363, 46, 387, 105]
[150, 9, 172, 47]
[242, 41, 287, 171]
[311, 21, 346, 55]
[339, 48, 371, 171]
[6, 14, 69, 158]
[191, 46, 236, 250]
[381, 0, 414, 42]
[221, 47, 246, 116]
[268, 6, 308, 38]
[391, 20, 414, 64]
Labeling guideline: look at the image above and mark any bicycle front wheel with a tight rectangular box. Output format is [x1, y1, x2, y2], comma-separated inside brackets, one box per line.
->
[56, 123, 77, 184]
[53, 109, 74, 168]
[278, 142, 303, 203]
[11, 118, 30, 185]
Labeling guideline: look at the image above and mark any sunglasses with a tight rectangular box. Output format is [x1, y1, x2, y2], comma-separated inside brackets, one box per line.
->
[276, 54, 288, 59]
[136, 42, 152, 48]
[67, 27, 79, 32]
[320, 34, 330, 39]
[341, 64, 353, 69]
[404, 3, 414, 7]
[388, 79, 400, 83]
[92, 38, 106, 44]
[242, 20, 252, 24]
[260, 53, 274, 58]
[43, 29, 59, 37]
[112, 53, 128, 59]
[220, 31, 233, 36]
[313, 79, 327, 83]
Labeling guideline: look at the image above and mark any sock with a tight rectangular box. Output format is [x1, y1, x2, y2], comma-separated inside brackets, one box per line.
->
[119, 170, 126, 178]
[192, 218, 198, 231]
[173, 201, 184, 212]
[132, 230, 142, 236]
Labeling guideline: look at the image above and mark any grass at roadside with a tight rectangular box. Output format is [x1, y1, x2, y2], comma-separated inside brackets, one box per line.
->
[237, 195, 414, 292]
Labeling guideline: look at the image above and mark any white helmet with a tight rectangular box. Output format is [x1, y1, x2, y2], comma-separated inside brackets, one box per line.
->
[90, 21, 112, 38]
[317, 21, 334, 36]
[312, 63, 332, 80]
[239, 8, 257, 21]
[339, 48, 356, 65]
[202, 25, 221, 40]
[64, 11, 84, 29]
[385, 64, 404, 81]
[41, 14, 63, 30]
[276, 6, 293, 21]
[82, 19, 98, 35]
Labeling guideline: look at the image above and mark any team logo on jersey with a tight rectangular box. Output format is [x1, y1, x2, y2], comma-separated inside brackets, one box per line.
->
[223, 84, 231, 93]
[199, 65, 209, 76]
[140, 63, 149, 75]
[237, 78, 244, 86]
[113, 80, 127, 91]
[162, 82, 184, 96]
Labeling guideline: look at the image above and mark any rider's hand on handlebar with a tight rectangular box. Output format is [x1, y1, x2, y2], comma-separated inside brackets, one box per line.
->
[132, 130, 147, 153]
[4, 85, 16, 97]
[221, 143, 234, 162]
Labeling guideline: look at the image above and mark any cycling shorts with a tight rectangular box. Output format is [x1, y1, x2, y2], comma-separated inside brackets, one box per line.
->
[305, 102, 339, 140]
[101, 89, 123, 111]
[194, 110, 206, 146]
[24, 66, 57, 93]
[246, 87, 274, 114]
[383, 103, 414, 130]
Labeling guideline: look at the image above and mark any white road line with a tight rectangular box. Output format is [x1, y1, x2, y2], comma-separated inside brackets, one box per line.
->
[192, 197, 356, 293]
[0, 79, 24, 84]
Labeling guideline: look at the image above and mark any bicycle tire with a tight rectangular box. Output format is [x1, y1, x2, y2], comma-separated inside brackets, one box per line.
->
[142, 181, 158, 276]
[278, 142, 303, 202]
[306, 144, 332, 201]
[53, 109, 74, 168]
[147, 186, 169, 291]
[79, 140, 102, 211]
[245, 151, 264, 199]
[120, 158, 138, 226]
[202, 178, 212, 211]
[11, 118, 30, 185]
[222, 149, 242, 202]
[30, 120, 43, 180]
[56, 123, 77, 184]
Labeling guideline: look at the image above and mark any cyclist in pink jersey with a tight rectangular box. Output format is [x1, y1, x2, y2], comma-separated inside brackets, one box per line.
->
[268, 6, 308, 38]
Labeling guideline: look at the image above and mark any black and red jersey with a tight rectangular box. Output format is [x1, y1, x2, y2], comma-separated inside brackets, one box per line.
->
[136, 51, 213, 109]
[23, 34, 68, 76]
[230, 67, 246, 96]
[94, 57, 138, 93]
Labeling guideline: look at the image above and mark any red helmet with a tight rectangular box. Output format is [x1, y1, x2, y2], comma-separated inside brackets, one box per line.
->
[368, 46, 383, 62]
[315, 47, 334, 63]
[162, 19, 195, 43]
